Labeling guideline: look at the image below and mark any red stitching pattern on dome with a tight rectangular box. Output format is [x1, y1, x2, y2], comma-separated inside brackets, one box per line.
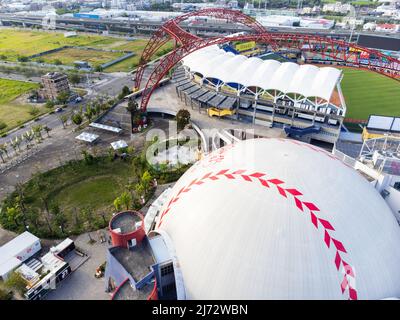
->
[156, 169, 358, 300]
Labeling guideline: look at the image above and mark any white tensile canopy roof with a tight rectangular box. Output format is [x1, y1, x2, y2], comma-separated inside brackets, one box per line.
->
[110, 140, 128, 150]
[75, 132, 99, 143]
[156, 138, 400, 300]
[181, 45, 342, 103]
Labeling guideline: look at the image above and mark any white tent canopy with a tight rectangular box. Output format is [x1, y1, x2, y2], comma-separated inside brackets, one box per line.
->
[181, 45, 342, 103]
[110, 140, 128, 150]
[75, 132, 99, 143]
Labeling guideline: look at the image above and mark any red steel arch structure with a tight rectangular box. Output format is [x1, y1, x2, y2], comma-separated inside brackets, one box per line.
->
[135, 8, 400, 112]
[133, 8, 272, 92]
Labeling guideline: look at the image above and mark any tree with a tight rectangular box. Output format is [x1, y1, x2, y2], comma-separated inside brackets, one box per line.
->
[0, 144, 6, 163]
[68, 73, 81, 84]
[141, 170, 153, 195]
[52, 204, 67, 234]
[134, 183, 145, 199]
[84, 107, 94, 122]
[31, 125, 43, 142]
[6, 207, 22, 228]
[23, 130, 35, 148]
[118, 86, 131, 100]
[5, 272, 27, 295]
[176, 109, 191, 131]
[114, 191, 132, 211]
[71, 113, 83, 125]
[58, 114, 68, 128]
[43, 126, 51, 137]
[45, 100, 55, 109]
[56, 91, 69, 105]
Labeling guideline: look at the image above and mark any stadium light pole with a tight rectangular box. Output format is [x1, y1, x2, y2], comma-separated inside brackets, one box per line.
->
[348, 5, 356, 43]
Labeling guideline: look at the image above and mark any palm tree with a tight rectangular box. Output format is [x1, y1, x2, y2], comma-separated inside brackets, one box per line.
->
[9, 139, 18, 155]
[14, 136, 22, 152]
[0, 143, 8, 161]
[23, 130, 35, 148]
[0, 145, 6, 163]
[58, 114, 68, 129]
[32, 125, 43, 143]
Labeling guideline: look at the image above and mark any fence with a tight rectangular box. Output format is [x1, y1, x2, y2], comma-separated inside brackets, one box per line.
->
[332, 148, 357, 168]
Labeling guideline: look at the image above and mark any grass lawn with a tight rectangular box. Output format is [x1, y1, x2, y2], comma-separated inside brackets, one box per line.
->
[0, 78, 41, 133]
[0, 29, 173, 72]
[33, 47, 124, 67]
[3, 157, 136, 237]
[105, 40, 175, 73]
[51, 175, 124, 215]
[340, 68, 400, 120]
[0, 29, 120, 61]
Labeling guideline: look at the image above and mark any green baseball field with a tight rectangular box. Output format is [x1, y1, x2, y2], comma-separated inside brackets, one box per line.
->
[340, 68, 400, 120]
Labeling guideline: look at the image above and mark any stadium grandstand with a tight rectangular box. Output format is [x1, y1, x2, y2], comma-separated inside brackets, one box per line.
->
[173, 45, 346, 144]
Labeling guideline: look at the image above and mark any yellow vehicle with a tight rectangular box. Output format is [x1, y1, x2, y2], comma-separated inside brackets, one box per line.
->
[207, 107, 236, 117]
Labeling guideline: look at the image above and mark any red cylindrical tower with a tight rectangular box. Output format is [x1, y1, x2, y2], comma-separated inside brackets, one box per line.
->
[109, 211, 146, 248]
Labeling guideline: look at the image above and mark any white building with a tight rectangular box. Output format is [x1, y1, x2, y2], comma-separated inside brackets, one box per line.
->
[257, 15, 301, 27]
[0, 232, 41, 280]
[363, 22, 377, 31]
[322, 2, 353, 14]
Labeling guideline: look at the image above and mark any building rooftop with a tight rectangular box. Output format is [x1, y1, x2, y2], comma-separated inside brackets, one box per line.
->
[110, 211, 142, 234]
[42, 72, 67, 80]
[110, 240, 155, 282]
[0, 231, 39, 266]
[112, 279, 154, 300]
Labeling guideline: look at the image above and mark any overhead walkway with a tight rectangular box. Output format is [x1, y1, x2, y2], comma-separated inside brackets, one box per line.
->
[284, 125, 321, 137]
[222, 44, 239, 55]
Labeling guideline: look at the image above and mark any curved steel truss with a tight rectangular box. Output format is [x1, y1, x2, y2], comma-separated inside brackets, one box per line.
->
[134, 8, 400, 112]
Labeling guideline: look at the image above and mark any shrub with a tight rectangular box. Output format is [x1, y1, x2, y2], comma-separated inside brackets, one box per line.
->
[0, 121, 7, 131]
[17, 56, 29, 62]
[0, 288, 13, 300]
[5, 272, 27, 295]
[45, 100, 55, 109]
[71, 113, 83, 125]
[29, 106, 40, 116]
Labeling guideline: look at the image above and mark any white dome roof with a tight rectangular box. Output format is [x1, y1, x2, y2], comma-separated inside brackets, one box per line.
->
[156, 138, 400, 300]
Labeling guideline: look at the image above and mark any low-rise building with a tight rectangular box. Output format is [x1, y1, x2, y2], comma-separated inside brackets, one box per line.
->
[41, 72, 70, 101]
[105, 210, 176, 300]
[0, 232, 41, 281]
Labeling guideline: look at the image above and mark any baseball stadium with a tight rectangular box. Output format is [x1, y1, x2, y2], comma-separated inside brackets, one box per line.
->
[129, 8, 400, 147]
[97, 8, 400, 301]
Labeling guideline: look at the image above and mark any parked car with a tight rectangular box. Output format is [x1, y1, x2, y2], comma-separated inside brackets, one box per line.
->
[55, 107, 63, 112]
